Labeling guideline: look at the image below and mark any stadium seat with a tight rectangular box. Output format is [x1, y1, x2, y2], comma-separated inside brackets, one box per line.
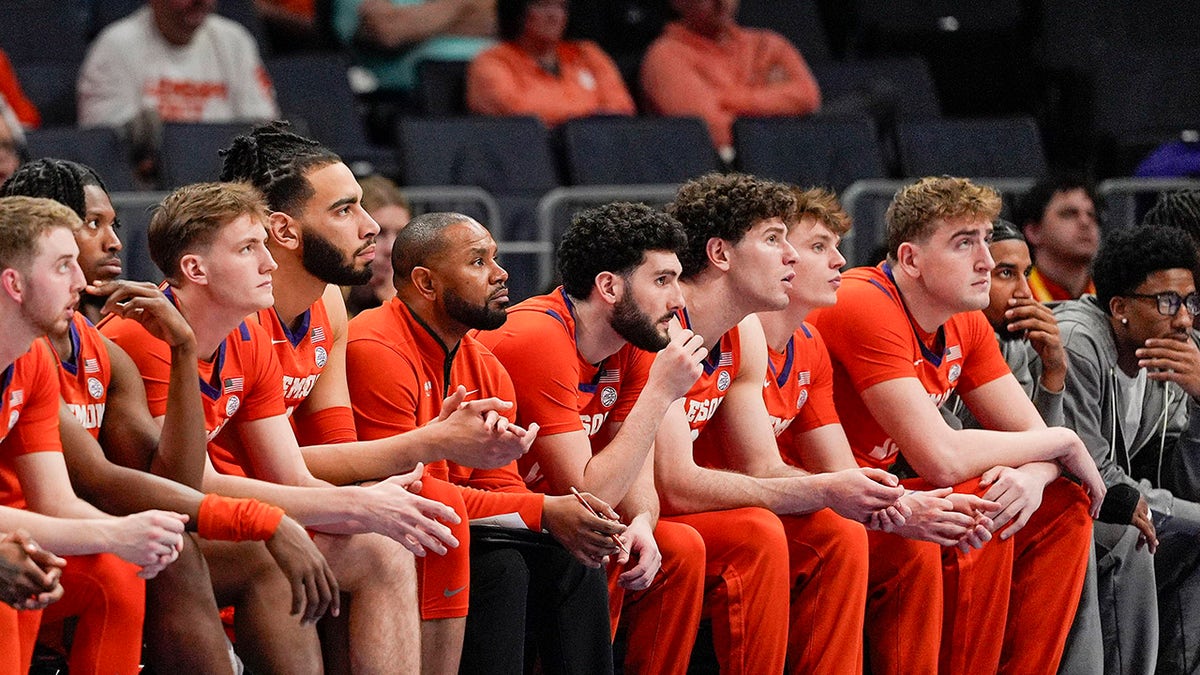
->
[1090, 47, 1200, 176]
[395, 114, 558, 233]
[895, 117, 1048, 178]
[266, 53, 397, 175]
[24, 126, 136, 191]
[415, 60, 470, 116]
[0, 0, 88, 65]
[13, 62, 79, 127]
[734, 117, 886, 191]
[559, 116, 720, 186]
[158, 121, 257, 189]
[737, 0, 831, 63]
[810, 57, 940, 121]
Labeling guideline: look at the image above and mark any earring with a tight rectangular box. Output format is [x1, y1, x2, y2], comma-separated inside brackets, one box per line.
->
[1121, 317, 1129, 325]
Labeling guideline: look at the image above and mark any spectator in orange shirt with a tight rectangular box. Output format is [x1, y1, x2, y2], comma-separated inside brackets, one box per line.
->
[466, 0, 634, 126]
[640, 0, 820, 161]
[0, 48, 40, 129]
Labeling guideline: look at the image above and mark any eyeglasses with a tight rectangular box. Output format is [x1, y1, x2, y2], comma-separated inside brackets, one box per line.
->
[1126, 291, 1200, 317]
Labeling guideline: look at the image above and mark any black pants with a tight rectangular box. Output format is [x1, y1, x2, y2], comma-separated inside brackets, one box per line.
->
[459, 526, 614, 675]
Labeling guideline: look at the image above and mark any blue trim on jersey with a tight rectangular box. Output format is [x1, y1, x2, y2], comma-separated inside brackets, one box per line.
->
[273, 307, 311, 348]
[768, 336, 795, 389]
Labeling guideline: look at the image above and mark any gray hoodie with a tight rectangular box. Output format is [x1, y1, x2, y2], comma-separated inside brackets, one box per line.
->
[1056, 295, 1200, 535]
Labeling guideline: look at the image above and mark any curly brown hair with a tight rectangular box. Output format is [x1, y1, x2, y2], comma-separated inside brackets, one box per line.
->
[792, 187, 850, 236]
[884, 176, 1001, 260]
[667, 173, 796, 278]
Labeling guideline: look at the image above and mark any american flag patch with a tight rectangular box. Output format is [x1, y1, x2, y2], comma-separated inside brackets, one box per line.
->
[84, 358, 101, 374]
[945, 345, 962, 361]
[311, 326, 326, 343]
[717, 351, 733, 366]
[797, 371, 811, 385]
[223, 377, 244, 393]
[598, 369, 620, 383]
[8, 390, 22, 406]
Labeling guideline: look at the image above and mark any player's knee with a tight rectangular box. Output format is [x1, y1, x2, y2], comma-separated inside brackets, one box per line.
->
[85, 553, 146, 618]
[655, 522, 706, 588]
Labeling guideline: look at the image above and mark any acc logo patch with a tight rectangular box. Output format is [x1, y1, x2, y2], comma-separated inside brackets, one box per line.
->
[600, 386, 618, 408]
[314, 346, 328, 368]
[225, 395, 241, 418]
[7, 409, 18, 431]
[796, 389, 808, 409]
[87, 377, 104, 399]
[717, 370, 731, 391]
[948, 364, 961, 383]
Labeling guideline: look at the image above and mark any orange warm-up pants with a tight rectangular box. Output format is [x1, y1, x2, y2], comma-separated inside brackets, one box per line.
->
[0, 606, 43, 674]
[414, 476, 471, 619]
[607, 519, 705, 675]
[880, 476, 1091, 675]
[38, 552, 146, 675]
[779, 508, 870, 675]
[661, 507, 789, 675]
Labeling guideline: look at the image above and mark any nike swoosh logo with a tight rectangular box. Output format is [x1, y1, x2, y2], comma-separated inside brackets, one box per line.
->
[443, 586, 466, 598]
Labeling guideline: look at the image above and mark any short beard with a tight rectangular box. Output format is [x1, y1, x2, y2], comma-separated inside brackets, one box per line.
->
[302, 229, 372, 286]
[610, 291, 670, 352]
[445, 287, 508, 331]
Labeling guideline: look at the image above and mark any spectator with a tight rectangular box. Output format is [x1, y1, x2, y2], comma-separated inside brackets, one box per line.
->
[640, 0, 820, 161]
[466, 0, 634, 126]
[333, 0, 496, 92]
[78, 0, 278, 149]
[255, 0, 323, 51]
[0, 49, 40, 129]
[0, 110, 23, 185]
[346, 174, 411, 315]
[1013, 176, 1101, 302]
[1056, 223, 1200, 674]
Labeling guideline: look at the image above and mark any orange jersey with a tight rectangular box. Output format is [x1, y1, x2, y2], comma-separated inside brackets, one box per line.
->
[253, 300, 333, 417]
[347, 298, 543, 529]
[762, 323, 840, 469]
[0, 343, 65, 508]
[808, 264, 1011, 471]
[677, 309, 740, 440]
[473, 288, 653, 489]
[101, 290, 286, 478]
[46, 313, 111, 440]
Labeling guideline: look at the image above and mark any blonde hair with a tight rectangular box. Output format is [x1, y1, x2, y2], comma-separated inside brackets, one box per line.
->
[0, 196, 81, 273]
[792, 187, 850, 236]
[885, 176, 1001, 260]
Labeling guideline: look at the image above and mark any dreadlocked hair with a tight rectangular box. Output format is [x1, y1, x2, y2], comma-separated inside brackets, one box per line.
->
[0, 158, 108, 220]
[218, 120, 341, 215]
[1143, 189, 1200, 248]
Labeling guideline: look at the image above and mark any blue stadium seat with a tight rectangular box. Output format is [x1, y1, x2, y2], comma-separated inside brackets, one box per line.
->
[895, 117, 1047, 178]
[734, 116, 886, 191]
[13, 62, 79, 127]
[24, 126, 136, 191]
[415, 60, 470, 116]
[158, 121, 257, 189]
[560, 116, 720, 186]
[266, 53, 396, 175]
[0, 0, 88, 65]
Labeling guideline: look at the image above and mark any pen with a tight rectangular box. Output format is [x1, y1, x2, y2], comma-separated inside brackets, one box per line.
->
[569, 486, 629, 554]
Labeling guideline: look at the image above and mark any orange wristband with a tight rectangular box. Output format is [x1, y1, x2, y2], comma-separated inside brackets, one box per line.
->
[198, 494, 286, 542]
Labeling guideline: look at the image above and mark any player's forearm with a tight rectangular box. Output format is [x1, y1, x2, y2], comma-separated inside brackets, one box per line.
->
[201, 471, 362, 529]
[154, 342, 205, 489]
[0, 508, 123, 557]
[302, 429, 434, 485]
[911, 426, 1081, 487]
[581, 388, 682, 504]
[615, 460, 660, 527]
[656, 460, 817, 516]
[72, 459, 204, 527]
